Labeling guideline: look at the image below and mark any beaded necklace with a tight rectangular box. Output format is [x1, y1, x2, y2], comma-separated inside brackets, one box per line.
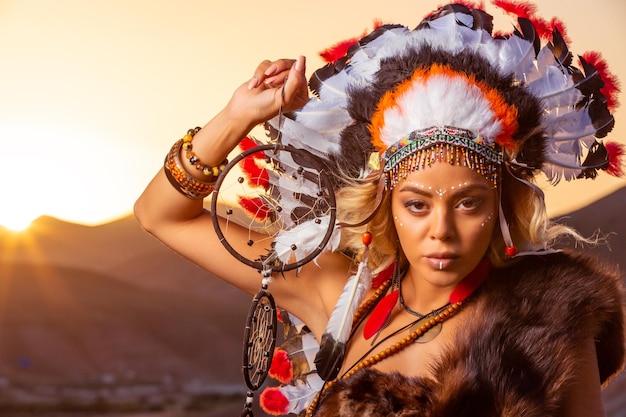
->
[306, 284, 463, 416]
[306, 259, 491, 417]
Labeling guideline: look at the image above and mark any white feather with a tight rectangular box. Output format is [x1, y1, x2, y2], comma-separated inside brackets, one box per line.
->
[378, 75, 503, 146]
[323, 254, 372, 345]
[286, 331, 320, 371]
[275, 375, 325, 415]
[273, 218, 340, 264]
[496, 34, 536, 78]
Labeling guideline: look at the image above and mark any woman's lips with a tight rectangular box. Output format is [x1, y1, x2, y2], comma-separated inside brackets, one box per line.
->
[425, 254, 458, 270]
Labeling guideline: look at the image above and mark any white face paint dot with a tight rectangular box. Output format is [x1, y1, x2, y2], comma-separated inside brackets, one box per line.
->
[481, 212, 494, 227]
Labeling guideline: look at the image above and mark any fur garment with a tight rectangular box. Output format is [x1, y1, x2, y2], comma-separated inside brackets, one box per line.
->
[314, 252, 625, 416]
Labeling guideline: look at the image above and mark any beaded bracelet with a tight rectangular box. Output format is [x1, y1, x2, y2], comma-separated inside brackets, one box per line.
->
[164, 139, 215, 200]
[163, 128, 230, 199]
[182, 127, 228, 182]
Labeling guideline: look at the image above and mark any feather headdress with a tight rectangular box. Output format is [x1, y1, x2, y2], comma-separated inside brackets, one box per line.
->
[249, 1, 623, 414]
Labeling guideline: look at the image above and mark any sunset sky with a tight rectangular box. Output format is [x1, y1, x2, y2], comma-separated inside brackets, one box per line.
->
[1, 0, 625, 231]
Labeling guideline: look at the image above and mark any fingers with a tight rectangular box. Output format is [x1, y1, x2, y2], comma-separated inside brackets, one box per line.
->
[282, 56, 308, 111]
[247, 58, 296, 90]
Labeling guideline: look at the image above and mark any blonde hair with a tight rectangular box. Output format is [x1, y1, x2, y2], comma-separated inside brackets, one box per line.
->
[336, 165, 589, 272]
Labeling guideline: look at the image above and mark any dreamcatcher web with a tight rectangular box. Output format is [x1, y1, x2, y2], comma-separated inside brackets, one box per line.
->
[211, 142, 337, 272]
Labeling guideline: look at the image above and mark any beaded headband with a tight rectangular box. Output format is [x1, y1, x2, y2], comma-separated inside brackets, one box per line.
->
[382, 126, 502, 190]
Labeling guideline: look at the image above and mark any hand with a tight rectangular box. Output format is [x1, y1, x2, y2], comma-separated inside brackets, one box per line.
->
[226, 56, 309, 128]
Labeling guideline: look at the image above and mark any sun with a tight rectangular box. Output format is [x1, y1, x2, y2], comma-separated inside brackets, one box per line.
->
[0, 218, 36, 232]
[0, 204, 39, 232]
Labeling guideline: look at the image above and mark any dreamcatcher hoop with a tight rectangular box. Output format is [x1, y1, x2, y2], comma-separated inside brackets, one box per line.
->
[210, 142, 337, 272]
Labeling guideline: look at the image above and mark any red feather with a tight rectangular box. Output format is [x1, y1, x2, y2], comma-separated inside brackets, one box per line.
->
[493, 0, 537, 18]
[363, 290, 398, 340]
[238, 136, 270, 189]
[238, 196, 271, 220]
[319, 20, 383, 63]
[240, 156, 270, 189]
[320, 39, 359, 63]
[268, 349, 293, 384]
[493, 0, 569, 42]
[605, 142, 625, 177]
[238, 135, 259, 152]
[260, 387, 290, 416]
[582, 51, 621, 110]
[449, 258, 491, 303]
[371, 262, 395, 289]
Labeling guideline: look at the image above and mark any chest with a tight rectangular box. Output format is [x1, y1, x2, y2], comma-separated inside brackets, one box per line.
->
[338, 301, 471, 379]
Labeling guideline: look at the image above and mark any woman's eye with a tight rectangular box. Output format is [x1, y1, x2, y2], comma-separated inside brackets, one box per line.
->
[457, 197, 481, 210]
[405, 200, 429, 213]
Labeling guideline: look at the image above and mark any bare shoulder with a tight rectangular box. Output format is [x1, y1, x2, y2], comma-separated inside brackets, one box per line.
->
[279, 251, 356, 337]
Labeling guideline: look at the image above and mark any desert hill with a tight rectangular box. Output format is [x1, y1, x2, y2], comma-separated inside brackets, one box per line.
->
[0, 263, 245, 385]
[0, 214, 254, 412]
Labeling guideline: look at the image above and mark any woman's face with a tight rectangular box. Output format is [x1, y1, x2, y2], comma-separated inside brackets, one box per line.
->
[391, 161, 498, 288]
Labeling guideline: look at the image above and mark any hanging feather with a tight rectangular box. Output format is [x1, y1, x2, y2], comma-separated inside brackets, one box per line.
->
[277, 308, 307, 338]
[269, 331, 321, 384]
[269, 349, 294, 385]
[260, 375, 325, 416]
[363, 289, 398, 340]
[314, 249, 373, 380]
[450, 258, 491, 303]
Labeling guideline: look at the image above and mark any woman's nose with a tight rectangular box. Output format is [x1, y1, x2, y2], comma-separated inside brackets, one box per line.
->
[429, 206, 455, 241]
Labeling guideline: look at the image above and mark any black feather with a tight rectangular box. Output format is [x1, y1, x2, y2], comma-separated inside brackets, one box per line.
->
[549, 28, 573, 67]
[314, 333, 346, 381]
[577, 140, 610, 179]
[515, 17, 540, 56]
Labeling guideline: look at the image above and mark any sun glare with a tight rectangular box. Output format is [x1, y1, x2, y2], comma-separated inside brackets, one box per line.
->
[0, 217, 36, 233]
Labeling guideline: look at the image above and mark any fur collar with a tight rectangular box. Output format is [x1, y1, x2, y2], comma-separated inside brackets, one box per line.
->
[315, 252, 625, 417]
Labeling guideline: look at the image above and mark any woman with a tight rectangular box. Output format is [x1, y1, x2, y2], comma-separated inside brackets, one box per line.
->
[135, 2, 625, 416]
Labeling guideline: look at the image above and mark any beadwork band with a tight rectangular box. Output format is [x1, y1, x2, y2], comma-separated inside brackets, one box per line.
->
[382, 126, 502, 190]
[163, 128, 229, 200]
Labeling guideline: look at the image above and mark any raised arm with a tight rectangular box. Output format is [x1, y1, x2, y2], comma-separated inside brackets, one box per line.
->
[134, 56, 352, 334]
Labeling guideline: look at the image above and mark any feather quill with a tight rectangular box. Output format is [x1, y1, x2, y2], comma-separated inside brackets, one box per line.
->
[314, 250, 372, 380]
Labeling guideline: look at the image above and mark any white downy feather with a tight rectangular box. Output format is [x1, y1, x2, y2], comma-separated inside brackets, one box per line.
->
[273, 218, 341, 264]
[276, 374, 325, 415]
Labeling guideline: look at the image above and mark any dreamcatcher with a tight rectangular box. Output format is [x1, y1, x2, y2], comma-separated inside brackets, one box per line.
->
[210, 111, 338, 416]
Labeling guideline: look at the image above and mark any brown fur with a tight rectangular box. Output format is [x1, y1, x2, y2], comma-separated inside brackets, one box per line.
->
[315, 252, 625, 416]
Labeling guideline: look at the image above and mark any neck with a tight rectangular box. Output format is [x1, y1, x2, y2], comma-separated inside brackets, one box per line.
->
[400, 270, 455, 314]
[400, 258, 491, 314]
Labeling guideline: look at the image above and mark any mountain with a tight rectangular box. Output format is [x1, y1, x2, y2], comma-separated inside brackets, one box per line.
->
[0, 215, 254, 412]
[0, 186, 624, 413]
[0, 263, 244, 384]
